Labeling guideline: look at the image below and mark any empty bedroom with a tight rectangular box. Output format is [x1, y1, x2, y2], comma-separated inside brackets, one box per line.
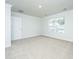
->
[5, 0, 73, 59]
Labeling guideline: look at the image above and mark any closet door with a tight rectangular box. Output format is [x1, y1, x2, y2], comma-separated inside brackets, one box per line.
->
[11, 16, 22, 40]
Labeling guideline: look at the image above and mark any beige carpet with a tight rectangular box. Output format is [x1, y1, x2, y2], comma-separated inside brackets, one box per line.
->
[5, 36, 73, 59]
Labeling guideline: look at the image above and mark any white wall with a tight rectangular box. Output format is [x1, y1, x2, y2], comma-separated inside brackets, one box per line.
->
[11, 12, 41, 40]
[11, 10, 73, 42]
[5, 3, 11, 47]
[42, 10, 73, 42]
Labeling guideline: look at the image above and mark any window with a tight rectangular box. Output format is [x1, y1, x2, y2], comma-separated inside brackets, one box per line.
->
[48, 17, 65, 33]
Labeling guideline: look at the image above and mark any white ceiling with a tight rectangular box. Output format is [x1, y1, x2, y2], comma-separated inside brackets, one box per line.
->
[6, 0, 73, 17]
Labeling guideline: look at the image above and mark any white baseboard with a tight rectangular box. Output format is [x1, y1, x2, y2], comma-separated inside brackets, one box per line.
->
[41, 34, 73, 42]
[5, 44, 11, 48]
[12, 34, 40, 41]
[11, 34, 73, 42]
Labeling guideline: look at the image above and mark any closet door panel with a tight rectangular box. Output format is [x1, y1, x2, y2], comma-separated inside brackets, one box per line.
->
[11, 16, 22, 40]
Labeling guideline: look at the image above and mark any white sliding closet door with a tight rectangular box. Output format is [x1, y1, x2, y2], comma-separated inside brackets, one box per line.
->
[11, 16, 22, 40]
